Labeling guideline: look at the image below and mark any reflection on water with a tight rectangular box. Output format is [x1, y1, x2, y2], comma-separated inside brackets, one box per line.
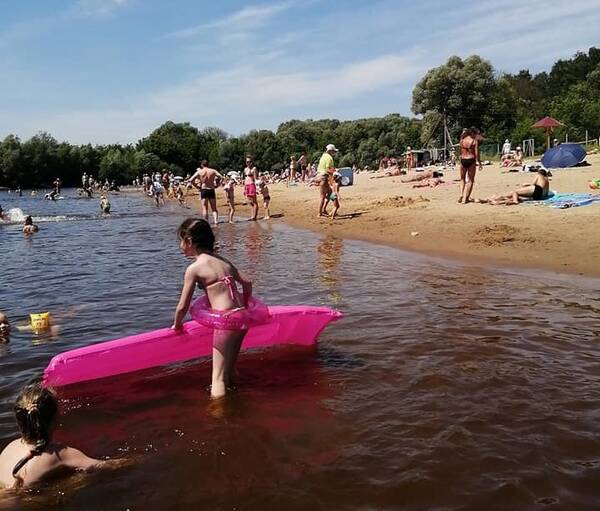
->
[1, 189, 600, 510]
[317, 235, 343, 305]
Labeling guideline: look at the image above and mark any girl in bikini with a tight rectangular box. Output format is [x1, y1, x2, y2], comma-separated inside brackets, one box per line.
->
[256, 176, 271, 219]
[458, 127, 482, 204]
[172, 218, 268, 398]
[0, 380, 123, 489]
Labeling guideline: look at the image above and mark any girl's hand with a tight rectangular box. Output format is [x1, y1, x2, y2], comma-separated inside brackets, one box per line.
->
[171, 323, 182, 331]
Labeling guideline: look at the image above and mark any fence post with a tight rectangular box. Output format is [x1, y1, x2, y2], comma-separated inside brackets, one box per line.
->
[565, 133, 569, 143]
[585, 130, 588, 145]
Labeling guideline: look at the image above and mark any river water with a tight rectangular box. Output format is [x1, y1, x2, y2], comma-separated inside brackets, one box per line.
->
[1, 189, 599, 510]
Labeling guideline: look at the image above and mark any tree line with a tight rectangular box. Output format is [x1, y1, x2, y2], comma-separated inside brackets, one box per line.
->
[1, 47, 598, 188]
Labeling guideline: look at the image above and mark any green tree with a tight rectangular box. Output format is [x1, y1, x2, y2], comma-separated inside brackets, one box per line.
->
[412, 55, 496, 135]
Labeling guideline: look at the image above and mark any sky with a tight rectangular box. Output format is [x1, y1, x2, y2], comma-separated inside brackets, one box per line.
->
[1, 0, 599, 145]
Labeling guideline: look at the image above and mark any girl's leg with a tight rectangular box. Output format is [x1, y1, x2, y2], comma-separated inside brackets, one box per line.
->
[330, 199, 339, 218]
[263, 199, 270, 219]
[462, 166, 477, 203]
[212, 329, 246, 397]
[228, 203, 235, 223]
[458, 165, 466, 202]
[209, 198, 218, 225]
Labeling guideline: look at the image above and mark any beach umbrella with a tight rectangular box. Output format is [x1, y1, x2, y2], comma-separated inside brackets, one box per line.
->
[532, 116, 563, 150]
[541, 143, 586, 168]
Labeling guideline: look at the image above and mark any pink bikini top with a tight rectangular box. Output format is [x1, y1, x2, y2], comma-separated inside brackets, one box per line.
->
[201, 275, 244, 308]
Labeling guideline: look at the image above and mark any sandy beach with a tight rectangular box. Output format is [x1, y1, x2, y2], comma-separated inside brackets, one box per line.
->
[199, 152, 600, 278]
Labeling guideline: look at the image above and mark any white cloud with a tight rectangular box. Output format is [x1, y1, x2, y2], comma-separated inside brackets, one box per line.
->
[73, 0, 132, 18]
[1, 53, 422, 144]
[164, 1, 293, 39]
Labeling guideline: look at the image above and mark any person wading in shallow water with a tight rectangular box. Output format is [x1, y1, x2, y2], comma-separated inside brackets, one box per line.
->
[243, 156, 259, 221]
[458, 127, 482, 204]
[189, 161, 224, 226]
[317, 144, 338, 218]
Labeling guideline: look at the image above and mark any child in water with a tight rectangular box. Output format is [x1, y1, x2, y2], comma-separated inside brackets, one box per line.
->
[223, 178, 236, 223]
[0, 312, 10, 343]
[0, 380, 122, 489]
[256, 176, 271, 219]
[172, 218, 256, 398]
[100, 195, 111, 214]
[22, 216, 39, 234]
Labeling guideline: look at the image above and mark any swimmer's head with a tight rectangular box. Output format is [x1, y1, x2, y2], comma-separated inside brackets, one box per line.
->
[24, 216, 33, 226]
[14, 380, 58, 455]
[0, 313, 10, 342]
[177, 218, 215, 253]
[537, 168, 548, 177]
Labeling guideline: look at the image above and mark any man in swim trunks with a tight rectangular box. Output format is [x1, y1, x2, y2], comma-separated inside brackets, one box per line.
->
[189, 160, 224, 226]
[317, 144, 338, 217]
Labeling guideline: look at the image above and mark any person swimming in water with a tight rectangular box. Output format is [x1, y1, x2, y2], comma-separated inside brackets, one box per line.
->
[22, 216, 39, 234]
[0, 380, 125, 489]
[0, 312, 10, 343]
[100, 195, 111, 214]
[172, 218, 259, 398]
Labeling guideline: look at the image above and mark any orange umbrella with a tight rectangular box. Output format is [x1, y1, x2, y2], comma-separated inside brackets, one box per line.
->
[532, 116, 563, 150]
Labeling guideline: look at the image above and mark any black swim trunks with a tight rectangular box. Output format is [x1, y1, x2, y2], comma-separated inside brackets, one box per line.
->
[460, 158, 476, 168]
[532, 184, 546, 200]
[200, 188, 216, 199]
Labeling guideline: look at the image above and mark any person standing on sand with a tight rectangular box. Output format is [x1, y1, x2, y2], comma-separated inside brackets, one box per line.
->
[243, 156, 259, 221]
[288, 156, 297, 187]
[298, 154, 308, 182]
[189, 161, 224, 226]
[405, 148, 415, 171]
[317, 144, 338, 217]
[458, 127, 482, 204]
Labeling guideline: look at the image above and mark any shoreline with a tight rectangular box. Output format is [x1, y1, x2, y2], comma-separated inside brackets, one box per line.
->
[155, 153, 600, 278]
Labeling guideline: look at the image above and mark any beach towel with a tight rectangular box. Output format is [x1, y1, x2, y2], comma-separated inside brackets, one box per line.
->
[528, 192, 600, 209]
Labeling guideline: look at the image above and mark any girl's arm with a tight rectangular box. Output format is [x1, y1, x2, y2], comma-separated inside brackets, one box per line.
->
[232, 268, 252, 307]
[475, 141, 482, 167]
[172, 266, 196, 329]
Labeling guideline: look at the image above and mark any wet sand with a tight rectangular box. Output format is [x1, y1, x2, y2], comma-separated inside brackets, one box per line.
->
[204, 152, 600, 277]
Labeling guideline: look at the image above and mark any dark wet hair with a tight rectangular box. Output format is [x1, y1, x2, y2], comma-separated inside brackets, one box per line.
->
[469, 126, 480, 136]
[24, 216, 33, 225]
[538, 168, 548, 177]
[177, 218, 215, 252]
[12, 380, 58, 479]
[201, 160, 208, 167]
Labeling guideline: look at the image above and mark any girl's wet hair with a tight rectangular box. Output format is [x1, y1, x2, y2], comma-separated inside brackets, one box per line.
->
[177, 218, 215, 252]
[24, 216, 33, 225]
[12, 380, 58, 479]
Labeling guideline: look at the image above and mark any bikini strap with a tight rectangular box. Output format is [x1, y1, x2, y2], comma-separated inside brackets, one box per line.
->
[219, 275, 237, 301]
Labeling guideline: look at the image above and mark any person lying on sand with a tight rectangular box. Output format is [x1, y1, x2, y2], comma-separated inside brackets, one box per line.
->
[412, 177, 445, 188]
[476, 169, 550, 205]
[370, 165, 404, 178]
[401, 170, 443, 183]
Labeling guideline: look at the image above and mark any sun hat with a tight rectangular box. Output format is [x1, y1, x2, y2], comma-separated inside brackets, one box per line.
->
[326, 144, 338, 152]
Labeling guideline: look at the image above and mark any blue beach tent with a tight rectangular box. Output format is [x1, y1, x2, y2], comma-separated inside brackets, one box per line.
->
[541, 143, 586, 168]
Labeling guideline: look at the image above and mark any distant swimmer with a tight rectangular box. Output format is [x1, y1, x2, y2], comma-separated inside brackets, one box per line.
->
[44, 191, 57, 201]
[0, 205, 4, 221]
[0, 380, 127, 489]
[22, 216, 39, 234]
[0, 312, 10, 343]
[100, 195, 111, 214]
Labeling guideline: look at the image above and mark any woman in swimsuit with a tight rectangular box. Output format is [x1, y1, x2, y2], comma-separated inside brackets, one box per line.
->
[458, 127, 482, 204]
[243, 156, 259, 221]
[0, 380, 123, 489]
[172, 218, 255, 398]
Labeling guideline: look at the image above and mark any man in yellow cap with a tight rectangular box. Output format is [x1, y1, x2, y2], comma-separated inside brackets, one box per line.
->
[317, 143, 338, 217]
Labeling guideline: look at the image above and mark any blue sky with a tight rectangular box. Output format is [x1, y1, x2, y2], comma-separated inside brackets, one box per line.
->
[1, 0, 599, 144]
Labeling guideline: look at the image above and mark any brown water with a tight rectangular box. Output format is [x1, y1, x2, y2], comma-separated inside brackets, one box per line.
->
[1, 190, 600, 510]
